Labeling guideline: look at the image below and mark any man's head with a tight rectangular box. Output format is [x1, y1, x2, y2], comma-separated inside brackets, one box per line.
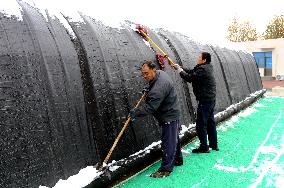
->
[197, 52, 211, 65]
[141, 61, 157, 81]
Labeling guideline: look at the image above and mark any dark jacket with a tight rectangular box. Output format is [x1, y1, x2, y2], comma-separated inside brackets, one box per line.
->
[180, 63, 216, 102]
[134, 70, 180, 123]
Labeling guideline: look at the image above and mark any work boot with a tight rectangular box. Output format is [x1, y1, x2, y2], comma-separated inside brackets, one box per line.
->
[150, 170, 171, 178]
[175, 157, 183, 166]
[192, 147, 210, 153]
[209, 144, 219, 151]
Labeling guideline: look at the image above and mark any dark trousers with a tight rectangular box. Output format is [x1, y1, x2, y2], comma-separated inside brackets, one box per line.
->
[159, 120, 182, 172]
[196, 100, 217, 150]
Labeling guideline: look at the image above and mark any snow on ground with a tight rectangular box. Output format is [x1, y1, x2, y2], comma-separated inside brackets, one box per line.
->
[39, 166, 102, 188]
[118, 95, 284, 188]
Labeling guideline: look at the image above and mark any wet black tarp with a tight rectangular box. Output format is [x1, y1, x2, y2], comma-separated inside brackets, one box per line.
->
[0, 2, 263, 188]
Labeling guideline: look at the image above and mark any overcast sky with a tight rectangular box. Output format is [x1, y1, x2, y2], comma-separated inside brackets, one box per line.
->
[2, 0, 284, 43]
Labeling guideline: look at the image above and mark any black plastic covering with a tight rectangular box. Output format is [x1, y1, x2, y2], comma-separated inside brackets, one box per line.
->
[0, 2, 263, 188]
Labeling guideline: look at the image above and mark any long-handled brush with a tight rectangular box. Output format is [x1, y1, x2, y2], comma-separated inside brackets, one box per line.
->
[135, 24, 176, 67]
[95, 91, 147, 175]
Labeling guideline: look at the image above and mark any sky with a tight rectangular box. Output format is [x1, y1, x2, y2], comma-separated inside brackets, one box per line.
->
[12, 0, 284, 44]
[1, 0, 284, 43]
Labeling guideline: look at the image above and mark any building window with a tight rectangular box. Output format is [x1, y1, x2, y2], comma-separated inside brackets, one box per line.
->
[253, 51, 272, 76]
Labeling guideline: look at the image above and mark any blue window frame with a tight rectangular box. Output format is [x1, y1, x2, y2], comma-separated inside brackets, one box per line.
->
[253, 51, 272, 69]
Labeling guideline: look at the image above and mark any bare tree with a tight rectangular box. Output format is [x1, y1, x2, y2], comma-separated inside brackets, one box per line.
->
[263, 15, 284, 39]
[227, 17, 258, 42]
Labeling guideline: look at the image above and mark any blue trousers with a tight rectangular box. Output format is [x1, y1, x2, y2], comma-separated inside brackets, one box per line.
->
[159, 120, 182, 172]
[196, 100, 218, 150]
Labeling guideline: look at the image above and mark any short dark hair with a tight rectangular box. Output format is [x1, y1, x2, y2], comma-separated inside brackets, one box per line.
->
[201, 52, 211, 63]
[141, 61, 156, 69]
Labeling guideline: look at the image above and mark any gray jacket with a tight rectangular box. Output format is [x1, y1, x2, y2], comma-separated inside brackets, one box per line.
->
[134, 70, 180, 123]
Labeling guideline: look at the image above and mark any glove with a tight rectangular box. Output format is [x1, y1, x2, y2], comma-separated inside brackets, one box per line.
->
[129, 108, 136, 122]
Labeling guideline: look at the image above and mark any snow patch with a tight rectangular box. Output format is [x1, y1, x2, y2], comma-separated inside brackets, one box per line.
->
[130, 24, 137, 31]
[230, 115, 239, 122]
[214, 164, 247, 173]
[276, 176, 284, 188]
[129, 141, 161, 157]
[218, 125, 228, 132]
[259, 146, 279, 154]
[143, 40, 152, 49]
[180, 124, 194, 134]
[217, 158, 224, 163]
[181, 149, 190, 156]
[40, 166, 102, 188]
[109, 165, 120, 172]
[250, 144, 284, 188]
[254, 103, 265, 108]
[51, 13, 77, 39]
[62, 11, 84, 23]
[217, 96, 261, 132]
[180, 124, 188, 134]
[22, 0, 79, 38]
[263, 97, 274, 102]
[238, 107, 256, 117]
[216, 90, 265, 122]
[179, 123, 195, 137]
[22, 0, 84, 23]
[214, 164, 239, 172]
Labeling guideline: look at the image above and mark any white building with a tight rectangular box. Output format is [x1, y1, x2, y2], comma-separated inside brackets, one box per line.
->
[241, 38, 284, 80]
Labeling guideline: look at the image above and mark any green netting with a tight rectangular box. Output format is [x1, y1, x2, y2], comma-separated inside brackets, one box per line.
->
[117, 96, 284, 188]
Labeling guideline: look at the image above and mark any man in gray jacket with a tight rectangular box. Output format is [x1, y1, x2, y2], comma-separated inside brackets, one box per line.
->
[130, 61, 182, 178]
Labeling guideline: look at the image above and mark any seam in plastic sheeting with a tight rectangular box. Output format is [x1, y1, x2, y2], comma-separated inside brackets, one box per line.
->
[209, 45, 233, 104]
[158, 31, 196, 123]
[235, 51, 252, 93]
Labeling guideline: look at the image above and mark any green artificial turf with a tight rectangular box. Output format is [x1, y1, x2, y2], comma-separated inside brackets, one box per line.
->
[116, 96, 284, 188]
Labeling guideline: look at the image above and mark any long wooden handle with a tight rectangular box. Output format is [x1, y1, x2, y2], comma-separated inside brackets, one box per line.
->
[140, 31, 175, 66]
[102, 92, 147, 166]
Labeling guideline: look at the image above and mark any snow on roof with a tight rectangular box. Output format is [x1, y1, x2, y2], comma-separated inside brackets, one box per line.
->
[20, 0, 80, 39]
[0, 0, 23, 21]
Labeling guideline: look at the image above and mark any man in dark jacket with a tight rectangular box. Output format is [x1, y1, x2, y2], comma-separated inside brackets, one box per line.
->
[174, 52, 218, 153]
[130, 61, 183, 178]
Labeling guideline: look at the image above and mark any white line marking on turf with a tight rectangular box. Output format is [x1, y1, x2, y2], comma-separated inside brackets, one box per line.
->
[249, 144, 284, 188]
[246, 110, 282, 171]
[215, 110, 282, 173]
[191, 177, 207, 188]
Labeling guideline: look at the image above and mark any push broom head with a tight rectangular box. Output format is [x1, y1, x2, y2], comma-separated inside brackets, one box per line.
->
[135, 24, 149, 39]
